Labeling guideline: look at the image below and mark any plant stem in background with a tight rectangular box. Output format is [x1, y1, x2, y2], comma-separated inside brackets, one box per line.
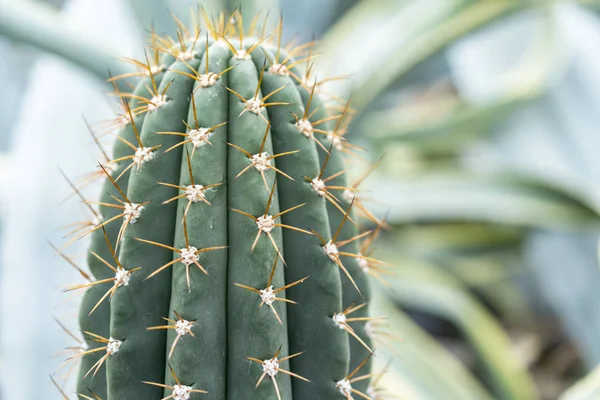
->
[0, 0, 130, 89]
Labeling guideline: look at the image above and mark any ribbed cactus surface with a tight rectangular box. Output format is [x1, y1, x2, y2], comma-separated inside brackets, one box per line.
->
[65, 13, 381, 400]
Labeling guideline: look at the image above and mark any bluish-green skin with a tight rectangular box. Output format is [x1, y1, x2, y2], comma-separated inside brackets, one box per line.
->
[76, 39, 371, 400]
[304, 92, 373, 394]
[165, 43, 229, 399]
[252, 49, 351, 398]
[76, 56, 172, 398]
[107, 55, 204, 398]
[226, 54, 292, 400]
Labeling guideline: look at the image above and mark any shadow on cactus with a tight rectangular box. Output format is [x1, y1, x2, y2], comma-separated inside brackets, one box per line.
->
[57, 11, 387, 400]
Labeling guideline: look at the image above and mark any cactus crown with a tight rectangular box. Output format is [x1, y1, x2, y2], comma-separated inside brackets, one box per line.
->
[57, 10, 387, 400]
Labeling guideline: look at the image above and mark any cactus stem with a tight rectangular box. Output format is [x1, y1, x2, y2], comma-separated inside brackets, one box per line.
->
[228, 123, 300, 190]
[336, 354, 373, 399]
[291, 116, 330, 153]
[313, 102, 361, 157]
[64, 227, 142, 315]
[147, 311, 196, 359]
[233, 257, 308, 324]
[157, 32, 202, 65]
[59, 11, 383, 396]
[175, 29, 202, 61]
[157, 150, 223, 213]
[261, 17, 316, 78]
[67, 332, 121, 378]
[177, 39, 236, 87]
[148, 94, 169, 111]
[102, 103, 160, 182]
[247, 349, 309, 400]
[310, 204, 363, 295]
[143, 365, 208, 397]
[304, 150, 356, 221]
[219, 35, 249, 60]
[157, 119, 228, 155]
[231, 182, 311, 262]
[114, 59, 175, 113]
[224, 71, 290, 122]
[82, 169, 150, 246]
[332, 303, 374, 354]
[93, 83, 137, 142]
[269, 62, 289, 76]
[219, 23, 269, 62]
[135, 213, 227, 290]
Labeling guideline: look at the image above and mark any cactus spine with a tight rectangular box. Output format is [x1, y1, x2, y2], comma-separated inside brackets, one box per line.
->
[63, 12, 382, 400]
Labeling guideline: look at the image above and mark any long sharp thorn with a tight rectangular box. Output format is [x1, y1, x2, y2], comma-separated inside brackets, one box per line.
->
[265, 180, 277, 214]
[333, 198, 355, 243]
[267, 256, 278, 286]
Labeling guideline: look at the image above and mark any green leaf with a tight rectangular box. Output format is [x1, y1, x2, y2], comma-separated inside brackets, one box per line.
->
[365, 173, 598, 228]
[317, 0, 530, 111]
[376, 259, 537, 400]
[370, 280, 494, 400]
[363, 93, 534, 152]
[384, 225, 535, 326]
[392, 224, 525, 253]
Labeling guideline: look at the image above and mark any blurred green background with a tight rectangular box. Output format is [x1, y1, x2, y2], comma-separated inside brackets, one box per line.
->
[3, 0, 600, 398]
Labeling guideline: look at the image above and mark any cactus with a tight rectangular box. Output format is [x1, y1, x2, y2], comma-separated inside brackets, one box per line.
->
[62, 12, 384, 400]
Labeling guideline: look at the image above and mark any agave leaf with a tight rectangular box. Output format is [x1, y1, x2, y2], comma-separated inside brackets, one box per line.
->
[316, 0, 531, 111]
[376, 258, 537, 400]
[447, 252, 542, 329]
[446, 3, 600, 369]
[393, 224, 525, 254]
[387, 223, 538, 326]
[370, 281, 494, 400]
[316, 0, 468, 91]
[363, 93, 533, 153]
[365, 173, 598, 228]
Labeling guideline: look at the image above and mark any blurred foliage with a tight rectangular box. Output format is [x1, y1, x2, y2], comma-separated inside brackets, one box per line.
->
[560, 365, 600, 400]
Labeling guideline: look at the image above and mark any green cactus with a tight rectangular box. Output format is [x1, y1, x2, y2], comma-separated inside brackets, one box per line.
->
[65, 12, 382, 400]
